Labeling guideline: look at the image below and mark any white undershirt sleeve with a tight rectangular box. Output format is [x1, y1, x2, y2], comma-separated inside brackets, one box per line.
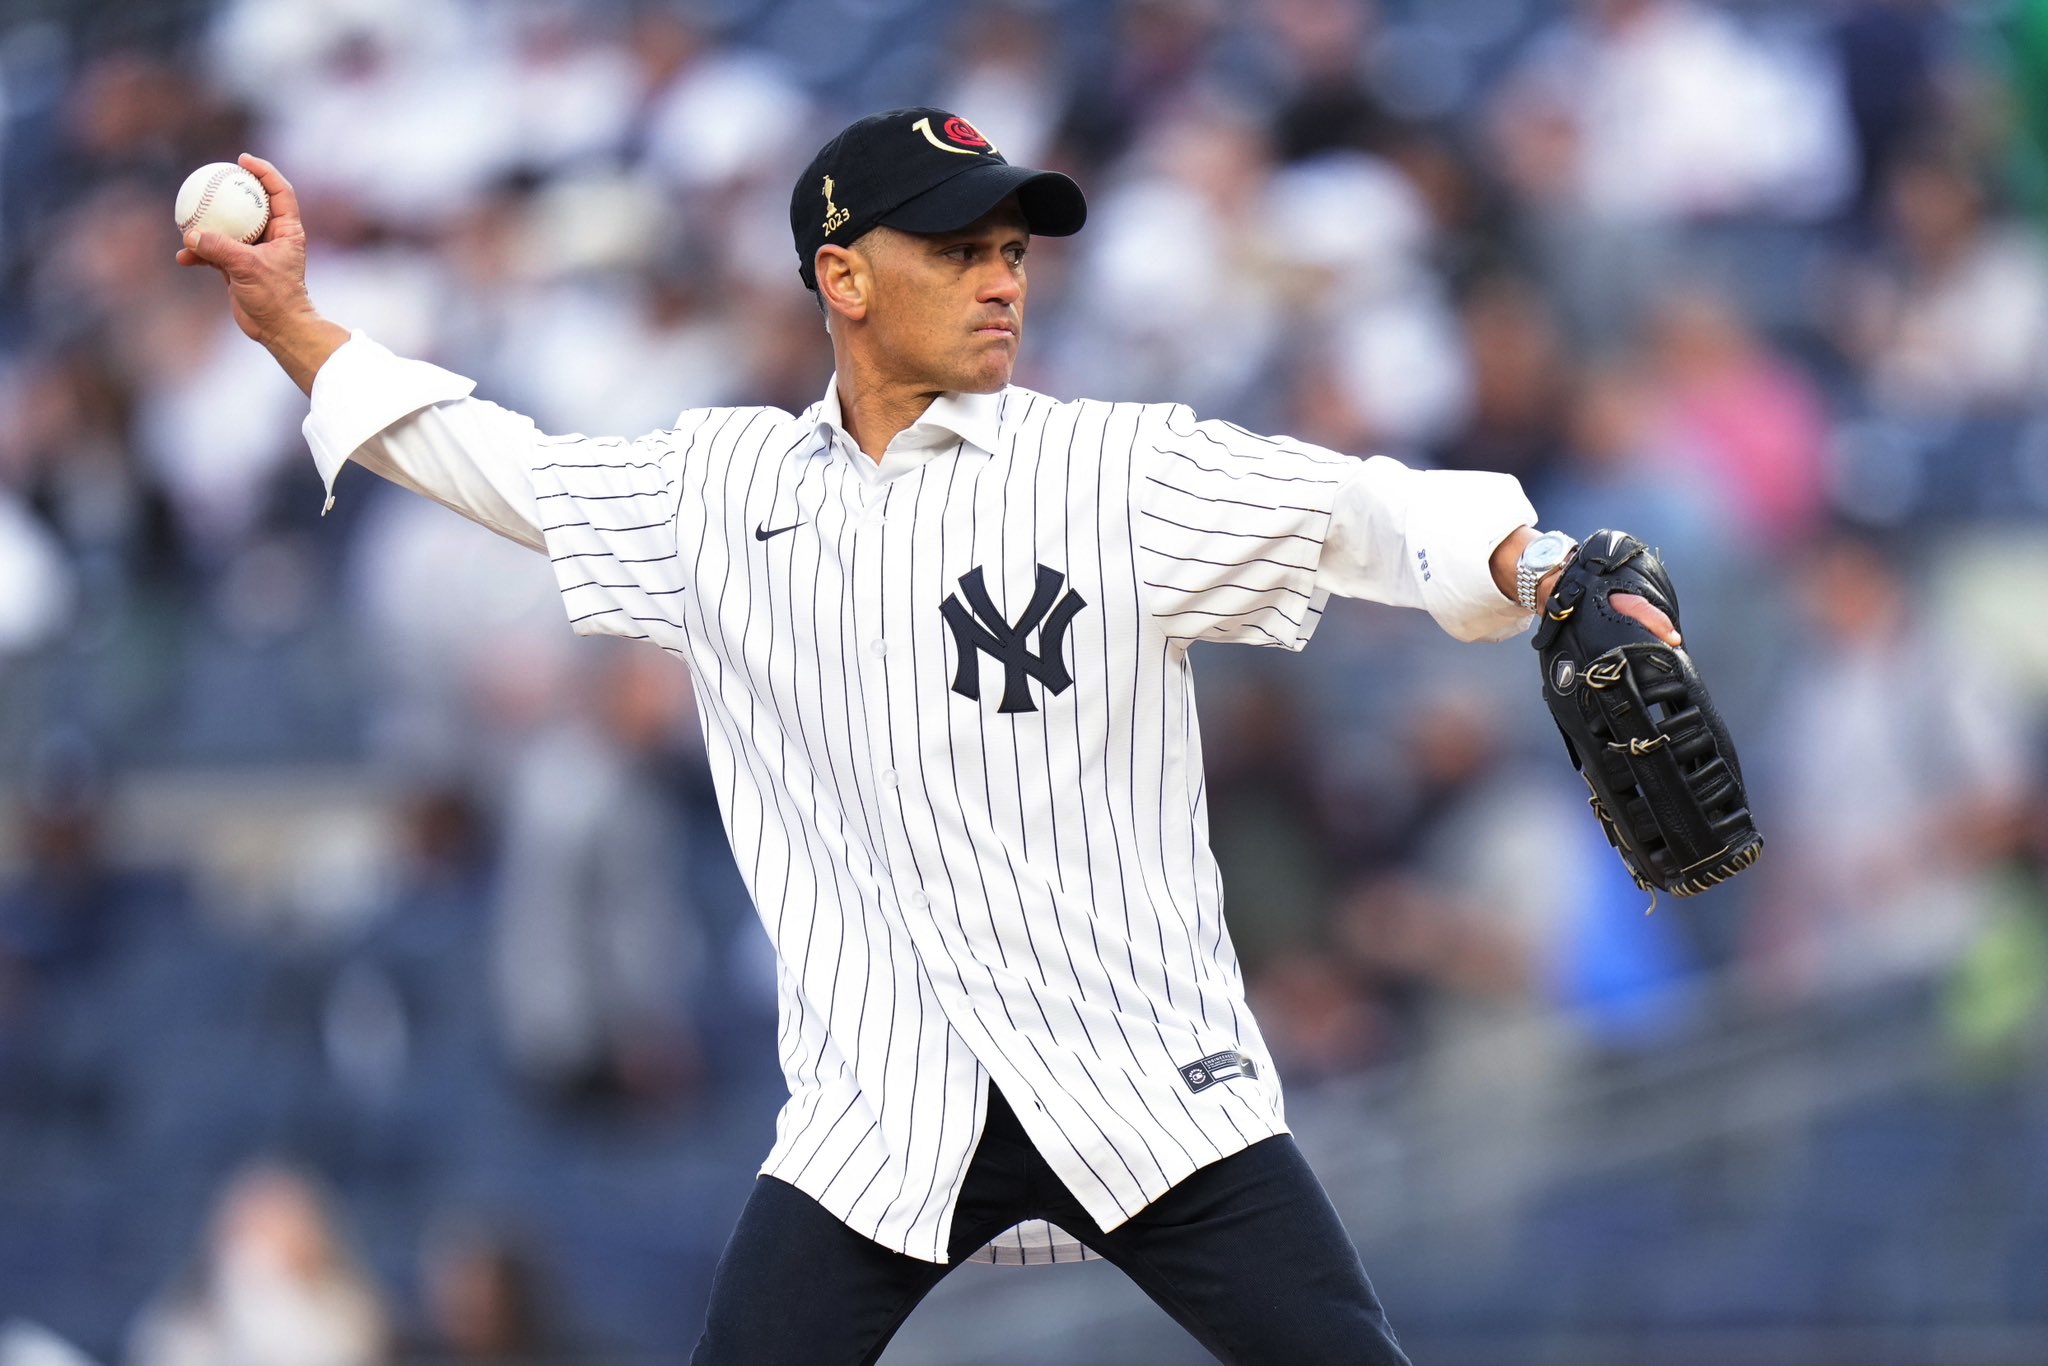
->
[302, 331, 549, 552]
[1316, 454, 1539, 644]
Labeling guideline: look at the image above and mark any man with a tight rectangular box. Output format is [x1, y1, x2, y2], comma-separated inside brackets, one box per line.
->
[183, 108, 1676, 1365]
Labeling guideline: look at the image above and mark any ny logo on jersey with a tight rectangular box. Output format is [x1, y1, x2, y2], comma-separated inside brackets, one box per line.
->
[939, 564, 1088, 714]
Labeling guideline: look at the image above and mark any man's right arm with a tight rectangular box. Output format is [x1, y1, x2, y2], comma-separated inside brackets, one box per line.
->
[182, 154, 548, 549]
[304, 334, 549, 551]
[185, 156, 701, 648]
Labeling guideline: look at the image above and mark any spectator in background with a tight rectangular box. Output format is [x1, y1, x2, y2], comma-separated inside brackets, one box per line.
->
[499, 5, 641, 175]
[1250, 0, 1395, 164]
[128, 1163, 391, 1366]
[1836, 144, 2048, 412]
[1203, 675, 1341, 977]
[484, 222, 747, 439]
[0, 484, 74, 654]
[1500, 0, 1853, 225]
[1750, 531, 2033, 1001]
[0, 345, 174, 603]
[1261, 149, 1471, 451]
[64, 45, 246, 187]
[418, 1217, 573, 1364]
[344, 471, 567, 769]
[1643, 285, 1830, 548]
[1338, 692, 1578, 1036]
[0, 733, 116, 1131]
[1059, 97, 1285, 413]
[1327, 694, 1584, 1243]
[630, 6, 814, 295]
[210, 0, 520, 232]
[490, 643, 704, 1115]
[1432, 271, 1571, 484]
[1534, 354, 1736, 643]
[1292, 692, 1575, 1076]
[27, 167, 305, 568]
[1491, 0, 1854, 340]
[125, 265, 310, 560]
[1247, 946, 1385, 1085]
[1058, 0, 1226, 171]
[1830, 0, 1955, 236]
[633, 7, 810, 197]
[934, 3, 1071, 173]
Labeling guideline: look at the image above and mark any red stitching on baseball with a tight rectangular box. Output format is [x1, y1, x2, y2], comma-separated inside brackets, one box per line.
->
[182, 167, 267, 241]
[181, 169, 225, 234]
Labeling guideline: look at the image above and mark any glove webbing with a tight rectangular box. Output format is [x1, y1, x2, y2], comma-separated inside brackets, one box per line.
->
[1579, 646, 1762, 906]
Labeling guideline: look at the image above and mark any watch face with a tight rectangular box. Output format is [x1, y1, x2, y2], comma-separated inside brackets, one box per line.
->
[1525, 531, 1573, 574]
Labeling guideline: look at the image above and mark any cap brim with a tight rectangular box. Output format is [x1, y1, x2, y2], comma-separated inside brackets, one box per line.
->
[877, 163, 1087, 238]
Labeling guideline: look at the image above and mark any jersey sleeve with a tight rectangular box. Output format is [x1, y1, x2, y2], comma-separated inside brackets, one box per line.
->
[1316, 456, 1538, 643]
[1131, 404, 1353, 650]
[302, 331, 697, 645]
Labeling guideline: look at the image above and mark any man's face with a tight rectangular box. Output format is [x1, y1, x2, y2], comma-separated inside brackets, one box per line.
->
[859, 199, 1030, 394]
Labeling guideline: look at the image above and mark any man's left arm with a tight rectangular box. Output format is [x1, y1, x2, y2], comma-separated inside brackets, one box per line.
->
[1319, 459, 1681, 646]
[1313, 455, 1540, 643]
[1129, 410, 1677, 649]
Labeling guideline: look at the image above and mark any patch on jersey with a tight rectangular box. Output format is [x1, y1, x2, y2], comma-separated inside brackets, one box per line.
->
[1179, 1050, 1259, 1093]
[939, 563, 1088, 714]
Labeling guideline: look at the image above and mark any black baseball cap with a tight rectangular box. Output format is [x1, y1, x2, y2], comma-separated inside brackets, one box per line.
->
[790, 107, 1087, 290]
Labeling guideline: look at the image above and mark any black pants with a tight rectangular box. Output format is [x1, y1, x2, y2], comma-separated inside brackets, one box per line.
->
[691, 1087, 1410, 1365]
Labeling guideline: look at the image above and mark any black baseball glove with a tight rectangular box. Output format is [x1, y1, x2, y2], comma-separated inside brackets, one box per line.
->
[1532, 530, 1762, 901]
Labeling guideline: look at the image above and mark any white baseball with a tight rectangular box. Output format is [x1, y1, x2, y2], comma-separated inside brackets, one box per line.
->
[174, 162, 270, 244]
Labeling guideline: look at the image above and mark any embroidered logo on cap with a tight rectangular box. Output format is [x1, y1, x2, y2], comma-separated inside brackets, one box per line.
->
[822, 175, 851, 235]
[913, 114, 998, 157]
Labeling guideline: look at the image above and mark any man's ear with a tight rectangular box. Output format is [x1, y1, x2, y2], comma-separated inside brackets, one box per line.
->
[816, 244, 870, 323]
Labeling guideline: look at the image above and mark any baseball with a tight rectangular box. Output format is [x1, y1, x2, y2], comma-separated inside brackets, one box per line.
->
[174, 162, 270, 244]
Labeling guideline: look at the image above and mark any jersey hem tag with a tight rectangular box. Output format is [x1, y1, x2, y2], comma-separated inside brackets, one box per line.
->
[1179, 1050, 1258, 1093]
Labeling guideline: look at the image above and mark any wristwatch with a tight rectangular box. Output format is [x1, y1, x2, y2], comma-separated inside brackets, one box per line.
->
[1515, 530, 1577, 613]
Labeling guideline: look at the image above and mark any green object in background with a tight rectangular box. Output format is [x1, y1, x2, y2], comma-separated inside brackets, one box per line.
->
[2006, 0, 2048, 217]
[1943, 868, 2048, 1075]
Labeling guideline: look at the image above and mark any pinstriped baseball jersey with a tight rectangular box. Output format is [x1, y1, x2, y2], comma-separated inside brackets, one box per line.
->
[303, 333, 1538, 1265]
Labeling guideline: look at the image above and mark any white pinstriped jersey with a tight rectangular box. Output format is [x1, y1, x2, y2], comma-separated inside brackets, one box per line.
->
[304, 334, 1537, 1265]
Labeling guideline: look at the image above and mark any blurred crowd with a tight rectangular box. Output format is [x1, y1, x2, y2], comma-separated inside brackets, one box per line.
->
[2, 0, 2048, 1357]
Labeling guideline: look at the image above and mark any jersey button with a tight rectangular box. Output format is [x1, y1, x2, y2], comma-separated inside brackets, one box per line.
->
[868, 639, 888, 657]
[907, 891, 930, 910]
[879, 769, 898, 789]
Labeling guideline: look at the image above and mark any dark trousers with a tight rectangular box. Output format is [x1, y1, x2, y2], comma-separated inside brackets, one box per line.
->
[691, 1087, 1410, 1365]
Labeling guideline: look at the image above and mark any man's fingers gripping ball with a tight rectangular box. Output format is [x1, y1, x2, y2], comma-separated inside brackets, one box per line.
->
[234, 153, 301, 226]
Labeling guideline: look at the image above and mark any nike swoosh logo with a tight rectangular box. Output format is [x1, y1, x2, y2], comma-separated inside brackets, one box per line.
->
[754, 520, 806, 542]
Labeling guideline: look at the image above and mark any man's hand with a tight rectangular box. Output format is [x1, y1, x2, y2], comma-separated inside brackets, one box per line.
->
[1492, 525, 1680, 646]
[176, 153, 347, 394]
[1563, 586, 1678, 648]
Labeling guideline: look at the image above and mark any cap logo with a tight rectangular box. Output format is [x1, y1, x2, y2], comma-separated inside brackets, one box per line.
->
[821, 175, 850, 235]
[913, 114, 998, 157]
[942, 116, 989, 148]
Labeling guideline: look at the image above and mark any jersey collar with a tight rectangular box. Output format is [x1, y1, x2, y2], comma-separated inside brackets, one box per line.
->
[813, 378, 1004, 464]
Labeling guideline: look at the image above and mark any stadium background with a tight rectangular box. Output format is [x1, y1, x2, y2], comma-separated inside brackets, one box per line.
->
[1, 0, 2046, 1361]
